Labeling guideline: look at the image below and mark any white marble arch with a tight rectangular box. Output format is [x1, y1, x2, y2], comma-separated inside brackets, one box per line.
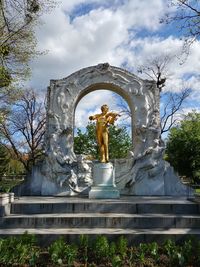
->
[16, 63, 193, 196]
[46, 63, 159, 162]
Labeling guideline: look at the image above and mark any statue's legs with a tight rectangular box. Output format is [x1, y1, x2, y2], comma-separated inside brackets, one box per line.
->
[97, 131, 105, 162]
[103, 132, 109, 162]
[100, 144, 106, 162]
[97, 128, 109, 163]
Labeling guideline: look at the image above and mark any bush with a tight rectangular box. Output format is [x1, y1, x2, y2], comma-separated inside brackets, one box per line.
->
[0, 232, 40, 266]
[0, 234, 200, 266]
[79, 234, 89, 264]
[116, 236, 128, 259]
[48, 237, 77, 266]
[92, 235, 110, 262]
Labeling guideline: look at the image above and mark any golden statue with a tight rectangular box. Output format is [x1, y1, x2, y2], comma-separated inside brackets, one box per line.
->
[89, 104, 120, 163]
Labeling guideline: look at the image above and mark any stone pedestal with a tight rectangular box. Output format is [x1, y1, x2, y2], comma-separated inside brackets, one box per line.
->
[89, 162, 120, 199]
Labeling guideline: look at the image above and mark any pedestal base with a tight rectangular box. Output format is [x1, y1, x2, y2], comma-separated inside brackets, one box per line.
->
[89, 162, 120, 199]
[89, 186, 120, 199]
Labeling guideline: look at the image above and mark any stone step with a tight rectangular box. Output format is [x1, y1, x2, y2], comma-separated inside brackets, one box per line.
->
[2, 197, 200, 245]
[0, 228, 200, 245]
[11, 197, 200, 215]
[1, 213, 200, 229]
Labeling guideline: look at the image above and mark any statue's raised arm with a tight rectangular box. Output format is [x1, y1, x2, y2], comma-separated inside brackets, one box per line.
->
[106, 112, 120, 125]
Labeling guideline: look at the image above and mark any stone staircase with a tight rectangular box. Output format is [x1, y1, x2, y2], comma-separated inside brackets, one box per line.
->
[0, 196, 200, 245]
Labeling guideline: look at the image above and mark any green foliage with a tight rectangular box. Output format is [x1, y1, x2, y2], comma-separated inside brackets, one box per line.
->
[137, 243, 146, 263]
[0, 232, 39, 266]
[127, 247, 137, 266]
[163, 239, 192, 267]
[48, 238, 66, 265]
[147, 242, 159, 261]
[116, 236, 128, 259]
[0, 145, 9, 175]
[74, 123, 132, 159]
[79, 234, 89, 264]
[4, 157, 25, 175]
[0, 178, 23, 192]
[111, 255, 122, 267]
[166, 111, 200, 184]
[0, 234, 200, 266]
[93, 235, 110, 262]
[109, 241, 117, 257]
[92, 236, 128, 265]
[136, 242, 159, 265]
[0, 66, 11, 88]
[48, 237, 77, 266]
[74, 123, 98, 159]
[194, 238, 200, 265]
[0, 143, 25, 180]
[0, 0, 55, 92]
[109, 124, 132, 159]
[181, 239, 193, 265]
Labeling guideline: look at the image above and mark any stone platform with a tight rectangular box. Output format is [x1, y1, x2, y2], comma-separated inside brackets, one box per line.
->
[0, 196, 200, 245]
[89, 162, 120, 199]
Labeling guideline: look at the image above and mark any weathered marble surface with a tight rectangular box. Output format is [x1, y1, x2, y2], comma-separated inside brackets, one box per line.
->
[14, 63, 193, 196]
[89, 162, 120, 199]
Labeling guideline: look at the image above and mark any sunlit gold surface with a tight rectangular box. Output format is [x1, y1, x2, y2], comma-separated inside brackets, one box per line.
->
[89, 104, 120, 163]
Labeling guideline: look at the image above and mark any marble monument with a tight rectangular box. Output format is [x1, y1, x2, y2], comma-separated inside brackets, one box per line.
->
[15, 63, 193, 197]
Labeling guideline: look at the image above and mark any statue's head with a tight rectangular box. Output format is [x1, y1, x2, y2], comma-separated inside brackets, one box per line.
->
[101, 104, 109, 113]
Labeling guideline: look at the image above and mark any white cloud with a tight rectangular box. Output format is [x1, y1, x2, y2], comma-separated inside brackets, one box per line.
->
[120, 36, 200, 104]
[27, 0, 200, 132]
[30, 0, 167, 90]
[75, 90, 131, 128]
[117, 0, 166, 31]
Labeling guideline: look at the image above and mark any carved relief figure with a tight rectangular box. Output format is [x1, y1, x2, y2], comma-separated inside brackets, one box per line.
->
[89, 104, 120, 163]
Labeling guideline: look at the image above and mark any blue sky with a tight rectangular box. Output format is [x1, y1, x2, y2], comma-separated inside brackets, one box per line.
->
[29, 0, 200, 133]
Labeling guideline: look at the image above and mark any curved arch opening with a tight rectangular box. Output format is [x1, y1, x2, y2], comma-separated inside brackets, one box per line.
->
[74, 82, 133, 111]
[74, 88, 133, 161]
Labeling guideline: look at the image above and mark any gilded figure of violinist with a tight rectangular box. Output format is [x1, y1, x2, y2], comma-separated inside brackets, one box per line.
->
[89, 104, 120, 163]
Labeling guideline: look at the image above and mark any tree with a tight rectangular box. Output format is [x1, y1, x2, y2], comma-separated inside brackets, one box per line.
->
[114, 55, 190, 134]
[163, 1, 200, 49]
[161, 88, 190, 134]
[0, 144, 9, 175]
[166, 111, 200, 184]
[0, 144, 25, 176]
[0, 0, 54, 97]
[0, 89, 46, 172]
[137, 55, 190, 134]
[138, 56, 170, 92]
[74, 123, 98, 159]
[113, 96, 131, 130]
[74, 123, 132, 160]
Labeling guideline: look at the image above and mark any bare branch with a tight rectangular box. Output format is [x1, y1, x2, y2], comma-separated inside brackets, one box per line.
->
[0, 88, 46, 172]
[137, 55, 172, 91]
[138, 54, 190, 134]
[161, 88, 190, 134]
[162, 0, 200, 48]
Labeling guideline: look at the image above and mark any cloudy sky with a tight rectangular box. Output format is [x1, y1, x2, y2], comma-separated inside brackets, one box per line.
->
[29, 0, 200, 132]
